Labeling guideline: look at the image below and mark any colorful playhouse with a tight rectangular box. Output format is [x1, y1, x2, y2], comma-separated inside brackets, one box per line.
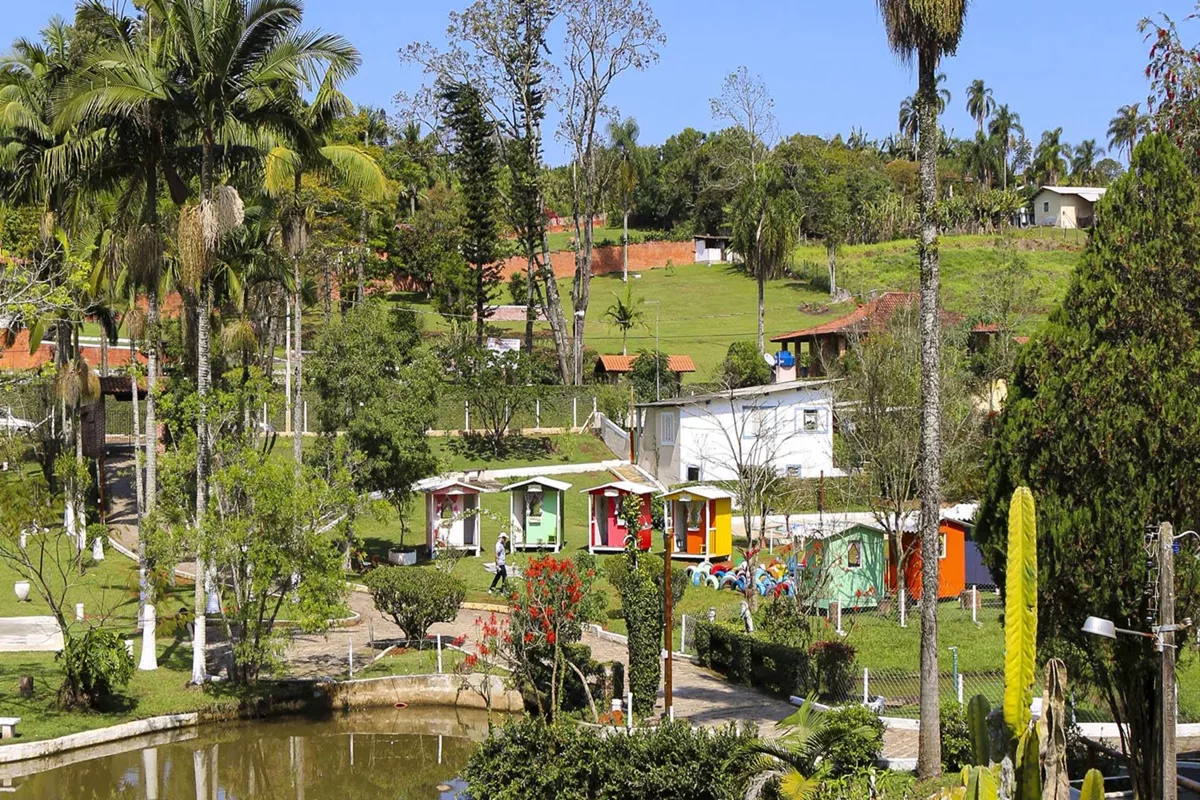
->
[584, 481, 656, 553]
[887, 517, 968, 600]
[661, 486, 733, 560]
[504, 477, 571, 551]
[793, 522, 887, 611]
[423, 479, 484, 556]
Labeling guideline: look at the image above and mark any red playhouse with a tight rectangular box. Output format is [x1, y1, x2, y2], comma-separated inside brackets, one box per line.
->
[584, 481, 656, 553]
[886, 518, 968, 601]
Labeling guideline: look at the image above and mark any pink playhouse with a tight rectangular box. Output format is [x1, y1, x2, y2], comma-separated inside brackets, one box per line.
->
[423, 479, 484, 556]
[584, 481, 656, 553]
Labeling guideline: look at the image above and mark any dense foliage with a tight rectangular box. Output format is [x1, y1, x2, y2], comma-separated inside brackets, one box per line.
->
[365, 567, 465, 643]
[56, 627, 135, 710]
[823, 704, 885, 775]
[975, 134, 1200, 800]
[607, 547, 662, 717]
[721, 340, 772, 388]
[464, 718, 755, 800]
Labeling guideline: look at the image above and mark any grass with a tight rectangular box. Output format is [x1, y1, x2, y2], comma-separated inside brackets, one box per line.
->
[544, 226, 655, 253]
[355, 645, 466, 679]
[429, 434, 613, 471]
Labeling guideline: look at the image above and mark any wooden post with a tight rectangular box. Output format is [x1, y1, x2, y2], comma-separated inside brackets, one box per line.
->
[1160, 522, 1177, 800]
[665, 524, 674, 717]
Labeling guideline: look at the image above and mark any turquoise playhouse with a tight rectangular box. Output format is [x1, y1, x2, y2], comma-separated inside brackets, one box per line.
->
[504, 476, 572, 551]
[793, 520, 887, 611]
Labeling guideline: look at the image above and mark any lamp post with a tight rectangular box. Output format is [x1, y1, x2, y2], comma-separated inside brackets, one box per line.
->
[644, 300, 660, 401]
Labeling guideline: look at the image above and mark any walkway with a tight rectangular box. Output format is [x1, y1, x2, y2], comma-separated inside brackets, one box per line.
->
[0, 617, 64, 652]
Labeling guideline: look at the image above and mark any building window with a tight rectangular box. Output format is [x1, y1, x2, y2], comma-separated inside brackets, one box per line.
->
[939, 533, 947, 560]
[660, 411, 677, 446]
[743, 404, 776, 438]
[846, 540, 862, 569]
[785, 465, 802, 478]
[1043, 201, 1050, 213]
[799, 408, 824, 433]
[686, 465, 702, 482]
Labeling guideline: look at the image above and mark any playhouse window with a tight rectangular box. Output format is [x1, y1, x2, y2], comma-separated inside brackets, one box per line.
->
[799, 408, 824, 433]
[686, 501, 703, 530]
[660, 411, 677, 446]
[939, 533, 947, 559]
[526, 493, 543, 522]
[846, 540, 862, 569]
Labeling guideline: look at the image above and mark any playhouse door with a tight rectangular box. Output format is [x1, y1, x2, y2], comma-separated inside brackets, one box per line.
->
[606, 497, 625, 548]
[685, 502, 705, 554]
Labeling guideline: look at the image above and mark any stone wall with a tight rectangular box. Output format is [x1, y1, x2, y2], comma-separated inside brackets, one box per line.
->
[500, 239, 695, 280]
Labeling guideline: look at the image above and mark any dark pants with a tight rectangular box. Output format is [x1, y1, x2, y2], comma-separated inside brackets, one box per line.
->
[490, 564, 508, 591]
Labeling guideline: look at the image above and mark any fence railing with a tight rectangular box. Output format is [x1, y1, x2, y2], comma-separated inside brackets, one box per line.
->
[599, 413, 630, 460]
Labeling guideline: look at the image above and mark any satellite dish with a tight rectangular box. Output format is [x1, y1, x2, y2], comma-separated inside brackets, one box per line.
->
[762, 352, 777, 368]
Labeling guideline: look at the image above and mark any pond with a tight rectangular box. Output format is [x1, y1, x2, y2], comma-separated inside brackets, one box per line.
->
[1, 706, 497, 799]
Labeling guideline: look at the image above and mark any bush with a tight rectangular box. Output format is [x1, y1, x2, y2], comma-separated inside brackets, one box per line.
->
[573, 552, 608, 624]
[364, 567, 465, 643]
[57, 627, 134, 710]
[814, 769, 916, 800]
[464, 717, 755, 800]
[823, 705, 885, 775]
[608, 550, 660, 718]
[693, 620, 814, 698]
[939, 702, 973, 772]
[760, 597, 813, 649]
[522, 641, 610, 717]
[808, 639, 857, 701]
[722, 340, 772, 388]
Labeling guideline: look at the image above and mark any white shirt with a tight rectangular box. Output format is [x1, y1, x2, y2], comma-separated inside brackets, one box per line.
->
[495, 539, 507, 567]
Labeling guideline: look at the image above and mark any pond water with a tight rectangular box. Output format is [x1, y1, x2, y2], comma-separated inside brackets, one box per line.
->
[1, 706, 496, 799]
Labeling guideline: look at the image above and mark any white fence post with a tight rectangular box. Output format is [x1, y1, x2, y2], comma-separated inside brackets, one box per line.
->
[592, 397, 598, 419]
[437, 634, 443, 674]
[680, 614, 687, 654]
[465, 399, 470, 432]
[863, 667, 870, 704]
[835, 601, 843, 635]
[972, 585, 979, 625]
[348, 636, 354, 679]
[303, 401, 308, 434]
[899, 587, 907, 628]
[957, 673, 965, 705]
[535, 399, 541, 429]
[573, 397, 578, 429]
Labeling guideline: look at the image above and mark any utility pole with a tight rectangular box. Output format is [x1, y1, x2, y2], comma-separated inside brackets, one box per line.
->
[1159, 521, 1176, 800]
[664, 518, 674, 719]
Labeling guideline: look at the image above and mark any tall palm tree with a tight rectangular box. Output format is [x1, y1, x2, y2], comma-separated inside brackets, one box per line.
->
[1107, 103, 1146, 162]
[602, 282, 647, 355]
[608, 117, 642, 282]
[1071, 139, 1105, 185]
[987, 104, 1023, 190]
[876, 0, 967, 778]
[898, 96, 919, 140]
[1032, 127, 1071, 186]
[964, 78, 994, 135]
[934, 72, 951, 114]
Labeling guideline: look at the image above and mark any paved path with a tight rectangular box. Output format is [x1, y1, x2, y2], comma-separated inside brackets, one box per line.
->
[0, 616, 64, 652]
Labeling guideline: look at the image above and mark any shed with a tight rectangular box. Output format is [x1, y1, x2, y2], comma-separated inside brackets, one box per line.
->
[792, 522, 887, 611]
[584, 480, 656, 553]
[505, 477, 572, 552]
[887, 518, 969, 601]
[661, 486, 734, 560]
[594, 354, 697, 384]
[423, 480, 484, 556]
[1032, 186, 1107, 229]
[693, 234, 731, 263]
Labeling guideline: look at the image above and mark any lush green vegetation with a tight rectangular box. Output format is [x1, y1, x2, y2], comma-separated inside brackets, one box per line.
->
[354, 645, 466, 679]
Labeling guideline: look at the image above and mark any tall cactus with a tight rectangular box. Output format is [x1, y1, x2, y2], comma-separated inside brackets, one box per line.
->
[1015, 729, 1041, 800]
[967, 694, 992, 766]
[1078, 770, 1105, 800]
[965, 766, 1000, 800]
[1039, 659, 1070, 800]
[1003, 487, 1038, 742]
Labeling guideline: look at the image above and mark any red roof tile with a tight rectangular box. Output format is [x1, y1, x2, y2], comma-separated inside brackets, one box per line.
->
[771, 292, 965, 343]
[596, 354, 696, 374]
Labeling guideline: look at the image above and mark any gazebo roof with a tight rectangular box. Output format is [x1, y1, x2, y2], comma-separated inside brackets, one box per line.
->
[583, 480, 657, 496]
[504, 476, 574, 493]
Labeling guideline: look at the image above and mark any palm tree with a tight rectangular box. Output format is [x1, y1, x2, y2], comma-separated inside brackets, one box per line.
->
[1071, 139, 1105, 185]
[1032, 128, 1071, 186]
[876, 0, 967, 778]
[602, 282, 647, 355]
[987, 104, 1023, 190]
[742, 697, 868, 800]
[1107, 103, 1146, 162]
[609, 117, 642, 282]
[898, 96, 919, 140]
[934, 72, 951, 114]
[964, 78, 994, 135]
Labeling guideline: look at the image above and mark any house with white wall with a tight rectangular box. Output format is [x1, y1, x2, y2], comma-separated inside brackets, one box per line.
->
[634, 380, 838, 486]
[1032, 186, 1106, 229]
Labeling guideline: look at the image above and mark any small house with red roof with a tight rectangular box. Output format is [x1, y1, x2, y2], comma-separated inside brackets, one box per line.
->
[594, 354, 697, 384]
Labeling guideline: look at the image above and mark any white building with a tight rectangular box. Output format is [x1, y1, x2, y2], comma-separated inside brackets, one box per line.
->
[1032, 186, 1107, 229]
[634, 380, 838, 486]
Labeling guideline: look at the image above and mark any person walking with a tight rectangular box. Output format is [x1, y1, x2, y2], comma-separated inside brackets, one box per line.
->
[489, 534, 509, 594]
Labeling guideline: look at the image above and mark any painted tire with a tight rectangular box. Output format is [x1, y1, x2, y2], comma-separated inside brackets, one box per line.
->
[685, 566, 697, 580]
[706, 575, 720, 590]
[692, 571, 703, 587]
[720, 574, 739, 590]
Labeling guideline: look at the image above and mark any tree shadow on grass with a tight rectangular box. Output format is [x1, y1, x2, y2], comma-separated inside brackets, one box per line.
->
[447, 434, 556, 464]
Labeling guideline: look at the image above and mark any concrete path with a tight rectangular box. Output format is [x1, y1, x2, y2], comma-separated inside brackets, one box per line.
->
[0, 616, 64, 652]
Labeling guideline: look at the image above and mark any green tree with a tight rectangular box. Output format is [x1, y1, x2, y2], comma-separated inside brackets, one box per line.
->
[441, 82, 503, 347]
[1106, 103, 1146, 162]
[964, 78, 994, 135]
[1070, 139, 1105, 185]
[742, 699, 869, 799]
[602, 282, 647, 355]
[462, 348, 537, 452]
[975, 135, 1200, 800]
[1031, 128, 1070, 186]
[609, 116, 643, 282]
[988, 104, 1024, 190]
[876, 0, 968, 777]
[721, 340, 772, 388]
[630, 349, 678, 402]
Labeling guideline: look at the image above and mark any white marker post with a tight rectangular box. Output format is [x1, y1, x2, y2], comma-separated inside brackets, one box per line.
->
[436, 634, 443, 674]
[899, 588, 907, 628]
[138, 604, 158, 671]
[863, 668, 870, 705]
[348, 636, 354, 678]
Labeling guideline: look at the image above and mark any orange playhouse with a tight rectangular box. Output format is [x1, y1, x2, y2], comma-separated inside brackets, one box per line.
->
[886, 518, 968, 600]
[661, 486, 734, 560]
[585, 481, 656, 553]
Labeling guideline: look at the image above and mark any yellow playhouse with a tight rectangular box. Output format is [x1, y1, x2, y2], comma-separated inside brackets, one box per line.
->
[661, 486, 734, 561]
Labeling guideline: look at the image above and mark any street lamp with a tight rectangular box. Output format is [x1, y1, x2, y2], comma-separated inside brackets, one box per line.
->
[643, 300, 660, 401]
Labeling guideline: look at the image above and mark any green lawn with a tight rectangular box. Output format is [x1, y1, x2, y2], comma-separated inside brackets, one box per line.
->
[355, 645, 466, 679]
[429, 434, 614, 471]
[544, 226, 655, 253]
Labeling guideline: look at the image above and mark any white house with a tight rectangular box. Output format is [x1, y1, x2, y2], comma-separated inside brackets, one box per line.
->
[634, 380, 838, 485]
[1032, 186, 1107, 229]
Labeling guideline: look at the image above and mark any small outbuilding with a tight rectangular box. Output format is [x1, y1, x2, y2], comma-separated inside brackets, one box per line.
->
[1032, 186, 1107, 229]
[661, 485, 734, 560]
[504, 477, 572, 552]
[793, 521, 887, 611]
[423, 480, 484, 556]
[584, 480, 656, 553]
[887, 518, 968, 601]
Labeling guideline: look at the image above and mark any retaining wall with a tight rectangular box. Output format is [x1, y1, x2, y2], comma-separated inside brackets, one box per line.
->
[499, 240, 696, 280]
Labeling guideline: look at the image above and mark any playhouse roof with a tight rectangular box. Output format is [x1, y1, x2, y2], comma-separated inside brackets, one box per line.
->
[661, 485, 734, 501]
[417, 478, 485, 495]
[791, 518, 885, 541]
[504, 476, 574, 493]
[583, 480, 657, 496]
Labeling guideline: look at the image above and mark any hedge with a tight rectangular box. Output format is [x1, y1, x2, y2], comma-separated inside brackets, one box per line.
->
[693, 620, 815, 698]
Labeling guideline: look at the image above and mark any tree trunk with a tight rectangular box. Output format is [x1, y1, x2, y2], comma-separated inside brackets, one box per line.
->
[145, 290, 159, 516]
[826, 241, 838, 298]
[524, 254, 535, 354]
[131, 334, 146, 626]
[292, 256, 303, 469]
[100, 335, 109, 377]
[915, 46, 944, 779]
[475, 259, 485, 348]
[622, 209, 629, 282]
[540, 233, 572, 383]
[322, 257, 332, 324]
[192, 138, 214, 686]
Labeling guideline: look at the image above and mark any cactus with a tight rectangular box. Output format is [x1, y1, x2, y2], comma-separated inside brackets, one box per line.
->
[1015, 728, 1041, 800]
[1039, 659, 1070, 800]
[965, 766, 1000, 800]
[1078, 770, 1105, 800]
[967, 694, 992, 766]
[1003, 487, 1038, 742]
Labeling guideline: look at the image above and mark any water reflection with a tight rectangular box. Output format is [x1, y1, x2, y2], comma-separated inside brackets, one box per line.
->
[5, 707, 495, 799]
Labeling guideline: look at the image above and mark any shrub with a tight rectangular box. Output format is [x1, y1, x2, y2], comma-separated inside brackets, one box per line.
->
[814, 769, 916, 800]
[939, 702, 973, 772]
[522, 641, 609, 717]
[57, 627, 134, 710]
[722, 340, 772, 388]
[573, 552, 608, 624]
[609, 550, 660, 718]
[808, 639, 857, 701]
[760, 597, 813, 648]
[823, 704, 885, 775]
[364, 567, 465, 643]
[693, 620, 814, 698]
[464, 717, 755, 800]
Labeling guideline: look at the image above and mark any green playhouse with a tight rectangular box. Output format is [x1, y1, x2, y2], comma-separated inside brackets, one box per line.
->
[504, 477, 572, 551]
[795, 521, 887, 611]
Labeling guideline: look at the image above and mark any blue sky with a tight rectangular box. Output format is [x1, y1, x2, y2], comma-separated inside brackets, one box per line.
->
[9, 0, 1193, 164]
